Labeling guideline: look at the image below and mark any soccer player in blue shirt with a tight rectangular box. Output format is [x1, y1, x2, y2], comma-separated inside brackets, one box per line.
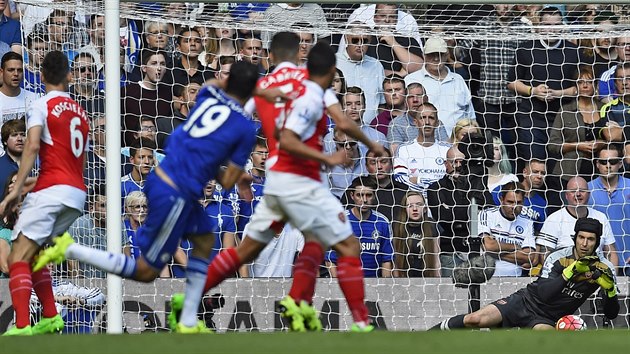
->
[35, 61, 262, 333]
[327, 176, 394, 278]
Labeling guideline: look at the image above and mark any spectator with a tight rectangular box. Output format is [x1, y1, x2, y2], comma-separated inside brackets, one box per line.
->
[588, 144, 630, 273]
[23, 32, 47, 94]
[393, 102, 450, 195]
[142, 20, 173, 63]
[0, 52, 38, 129]
[84, 116, 106, 189]
[68, 187, 108, 278]
[583, 14, 618, 79]
[392, 191, 439, 278]
[0, 0, 21, 55]
[121, 49, 173, 146]
[548, 66, 605, 185]
[538, 176, 618, 266]
[599, 35, 630, 103]
[507, 6, 581, 171]
[449, 118, 480, 144]
[46, 9, 78, 61]
[336, 21, 385, 124]
[340, 147, 408, 223]
[121, 138, 156, 205]
[327, 129, 366, 198]
[0, 171, 17, 277]
[387, 82, 440, 153]
[121, 117, 165, 174]
[492, 159, 549, 233]
[157, 77, 202, 149]
[324, 86, 388, 153]
[167, 27, 213, 88]
[487, 136, 518, 192]
[480, 181, 536, 277]
[0, 118, 24, 193]
[201, 18, 238, 70]
[236, 135, 268, 238]
[246, 224, 304, 278]
[427, 145, 475, 277]
[77, 15, 107, 73]
[68, 52, 105, 116]
[260, 3, 329, 50]
[327, 177, 394, 278]
[467, 4, 527, 144]
[293, 24, 315, 67]
[404, 36, 475, 138]
[599, 62, 630, 152]
[238, 35, 266, 75]
[351, 3, 423, 76]
[370, 74, 406, 136]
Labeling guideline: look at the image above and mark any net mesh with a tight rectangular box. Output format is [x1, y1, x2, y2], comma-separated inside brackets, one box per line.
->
[1, 1, 629, 332]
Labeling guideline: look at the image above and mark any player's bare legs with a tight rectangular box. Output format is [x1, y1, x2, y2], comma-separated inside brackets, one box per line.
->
[331, 235, 373, 331]
[432, 304, 503, 330]
[532, 324, 555, 330]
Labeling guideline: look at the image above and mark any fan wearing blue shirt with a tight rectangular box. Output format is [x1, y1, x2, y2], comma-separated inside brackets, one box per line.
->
[36, 61, 261, 333]
[327, 177, 393, 278]
[237, 135, 268, 238]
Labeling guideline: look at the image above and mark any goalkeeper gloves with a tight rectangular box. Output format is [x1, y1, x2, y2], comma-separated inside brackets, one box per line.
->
[591, 263, 617, 298]
[562, 256, 599, 280]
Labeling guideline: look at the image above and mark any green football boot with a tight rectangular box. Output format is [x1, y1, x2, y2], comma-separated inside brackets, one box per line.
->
[3, 325, 33, 336]
[167, 293, 185, 331]
[277, 296, 305, 332]
[33, 232, 75, 271]
[32, 314, 64, 334]
[299, 301, 322, 332]
[350, 323, 375, 333]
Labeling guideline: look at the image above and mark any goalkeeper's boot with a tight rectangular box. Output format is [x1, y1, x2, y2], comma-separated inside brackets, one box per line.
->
[350, 323, 375, 333]
[32, 314, 64, 334]
[33, 232, 74, 271]
[167, 293, 185, 331]
[3, 325, 33, 336]
[175, 320, 213, 334]
[299, 301, 322, 332]
[277, 296, 306, 332]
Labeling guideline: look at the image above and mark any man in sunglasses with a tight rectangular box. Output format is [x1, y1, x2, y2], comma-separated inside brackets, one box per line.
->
[328, 129, 365, 198]
[537, 176, 618, 266]
[588, 144, 630, 274]
[69, 52, 104, 116]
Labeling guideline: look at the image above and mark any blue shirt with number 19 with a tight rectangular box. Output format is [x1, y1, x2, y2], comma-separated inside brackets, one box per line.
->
[159, 85, 257, 200]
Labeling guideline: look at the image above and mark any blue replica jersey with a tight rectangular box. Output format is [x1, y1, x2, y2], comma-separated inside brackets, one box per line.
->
[123, 219, 142, 259]
[236, 174, 266, 236]
[327, 210, 394, 278]
[121, 174, 143, 207]
[491, 186, 547, 232]
[159, 85, 257, 200]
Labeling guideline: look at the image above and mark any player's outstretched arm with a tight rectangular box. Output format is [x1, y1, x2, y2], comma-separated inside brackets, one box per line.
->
[218, 162, 248, 191]
[278, 128, 350, 167]
[327, 103, 386, 157]
[0, 126, 41, 217]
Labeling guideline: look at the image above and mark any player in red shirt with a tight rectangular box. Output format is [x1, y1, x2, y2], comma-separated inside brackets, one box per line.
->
[0, 51, 89, 336]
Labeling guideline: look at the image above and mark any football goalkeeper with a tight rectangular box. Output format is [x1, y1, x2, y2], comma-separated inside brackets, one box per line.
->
[432, 217, 619, 330]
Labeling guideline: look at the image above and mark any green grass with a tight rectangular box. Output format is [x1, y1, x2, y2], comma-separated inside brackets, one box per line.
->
[1, 330, 629, 354]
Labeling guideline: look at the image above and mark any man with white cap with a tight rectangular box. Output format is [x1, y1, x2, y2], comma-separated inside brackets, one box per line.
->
[404, 36, 475, 139]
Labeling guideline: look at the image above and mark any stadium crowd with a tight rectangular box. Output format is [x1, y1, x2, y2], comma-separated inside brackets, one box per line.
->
[2, 2, 630, 289]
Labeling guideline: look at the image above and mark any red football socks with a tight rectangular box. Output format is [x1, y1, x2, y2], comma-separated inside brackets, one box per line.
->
[337, 256, 369, 324]
[31, 267, 58, 318]
[288, 241, 323, 304]
[9, 262, 33, 328]
[204, 248, 241, 294]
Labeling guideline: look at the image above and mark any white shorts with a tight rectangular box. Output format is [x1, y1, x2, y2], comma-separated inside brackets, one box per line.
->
[246, 185, 352, 248]
[13, 186, 85, 245]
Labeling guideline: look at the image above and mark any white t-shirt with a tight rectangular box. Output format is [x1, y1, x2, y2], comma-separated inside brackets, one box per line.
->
[479, 206, 536, 277]
[247, 224, 305, 277]
[537, 207, 615, 253]
[393, 140, 450, 194]
[487, 173, 519, 192]
[0, 89, 39, 123]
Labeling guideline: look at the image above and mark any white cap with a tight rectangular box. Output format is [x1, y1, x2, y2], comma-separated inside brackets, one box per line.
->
[424, 37, 448, 54]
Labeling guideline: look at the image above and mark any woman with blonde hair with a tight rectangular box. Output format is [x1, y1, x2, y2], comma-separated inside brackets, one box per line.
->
[392, 191, 440, 278]
[487, 136, 518, 192]
[201, 15, 238, 69]
[450, 118, 480, 144]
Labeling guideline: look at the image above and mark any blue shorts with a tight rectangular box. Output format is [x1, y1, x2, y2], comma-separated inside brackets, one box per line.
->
[136, 173, 216, 270]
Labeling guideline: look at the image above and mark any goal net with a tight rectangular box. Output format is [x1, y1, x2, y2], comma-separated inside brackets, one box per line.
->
[1, 1, 629, 332]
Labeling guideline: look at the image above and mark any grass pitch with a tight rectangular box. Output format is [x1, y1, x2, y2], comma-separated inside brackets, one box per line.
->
[1, 330, 628, 354]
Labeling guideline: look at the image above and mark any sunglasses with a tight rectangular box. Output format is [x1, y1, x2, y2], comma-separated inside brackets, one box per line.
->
[597, 158, 622, 165]
[349, 37, 370, 45]
[335, 141, 358, 149]
[76, 66, 95, 73]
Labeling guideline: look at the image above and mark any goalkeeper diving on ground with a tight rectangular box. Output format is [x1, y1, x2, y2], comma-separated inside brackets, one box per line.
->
[432, 217, 619, 330]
